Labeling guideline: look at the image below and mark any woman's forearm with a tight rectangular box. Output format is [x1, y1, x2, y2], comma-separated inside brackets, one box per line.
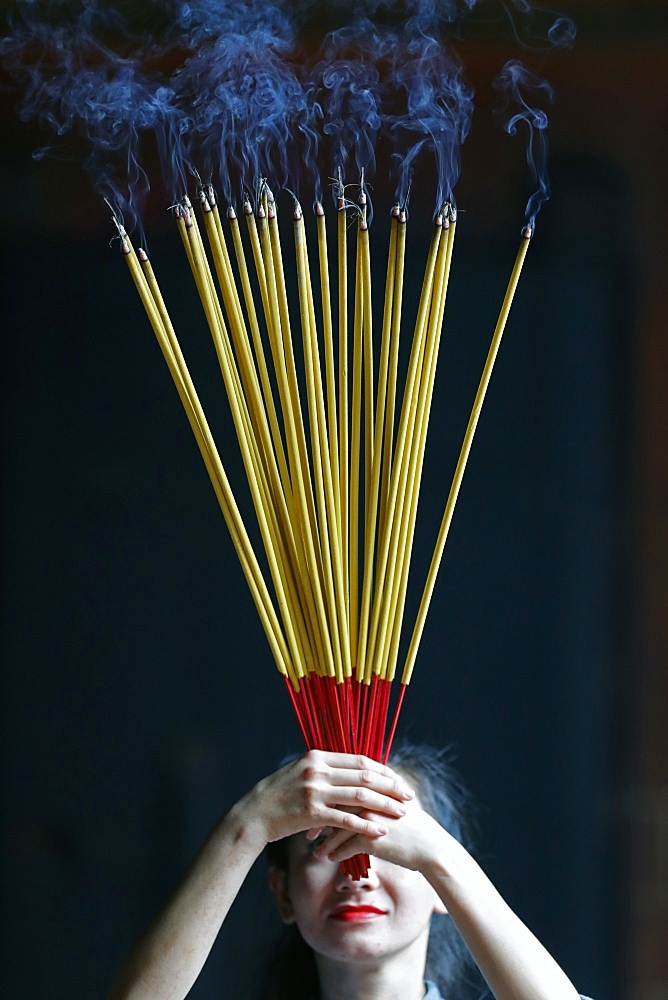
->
[424, 838, 580, 1000]
[106, 796, 266, 1000]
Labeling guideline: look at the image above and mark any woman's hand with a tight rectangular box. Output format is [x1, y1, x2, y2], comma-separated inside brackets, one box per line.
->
[240, 750, 416, 852]
[309, 786, 448, 873]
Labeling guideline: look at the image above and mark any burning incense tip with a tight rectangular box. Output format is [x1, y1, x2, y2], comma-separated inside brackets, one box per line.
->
[199, 189, 212, 213]
[243, 196, 253, 216]
[227, 205, 237, 220]
[391, 203, 401, 218]
[293, 201, 303, 222]
[522, 224, 533, 240]
[121, 237, 131, 256]
[315, 201, 325, 218]
[138, 247, 149, 262]
[178, 202, 193, 227]
[399, 209, 407, 224]
[257, 203, 266, 220]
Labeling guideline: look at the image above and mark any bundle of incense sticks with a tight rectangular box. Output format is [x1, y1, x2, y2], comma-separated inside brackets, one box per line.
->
[115, 178, 531, 877]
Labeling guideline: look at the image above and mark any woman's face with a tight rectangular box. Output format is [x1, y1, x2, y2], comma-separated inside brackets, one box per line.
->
[269, 829, 445, 967]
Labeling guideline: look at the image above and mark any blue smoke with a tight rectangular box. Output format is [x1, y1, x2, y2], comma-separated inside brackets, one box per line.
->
[494, 59, 555, 226]
[389, 34, 473, 208]
[502, 0, 576, 49]
[320, 28, 384, 178]
[1, 0, 575, 226]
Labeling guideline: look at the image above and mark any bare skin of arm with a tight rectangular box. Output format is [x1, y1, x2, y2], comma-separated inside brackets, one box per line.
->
[106, 752, 414, 1000]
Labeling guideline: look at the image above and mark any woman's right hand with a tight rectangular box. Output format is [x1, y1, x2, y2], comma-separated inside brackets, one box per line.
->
[238, 750, 416, 850]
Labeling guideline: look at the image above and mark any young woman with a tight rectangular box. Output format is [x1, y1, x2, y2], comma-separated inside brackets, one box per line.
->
[107, 745, 594, 1000]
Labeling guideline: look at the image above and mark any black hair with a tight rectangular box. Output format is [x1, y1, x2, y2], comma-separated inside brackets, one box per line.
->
[258, 742, 481, 999]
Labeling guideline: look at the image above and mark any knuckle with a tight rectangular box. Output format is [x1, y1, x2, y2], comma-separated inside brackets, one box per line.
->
[302, 750, 323, 770]
[301, 783, 319, 809]
[354, 787, 368, 804]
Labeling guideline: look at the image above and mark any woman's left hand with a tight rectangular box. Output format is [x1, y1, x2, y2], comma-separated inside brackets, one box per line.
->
[311, 785, 449, 875]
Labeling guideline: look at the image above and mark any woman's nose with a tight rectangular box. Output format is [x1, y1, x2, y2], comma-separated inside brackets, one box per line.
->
[335, 861, 380, 890]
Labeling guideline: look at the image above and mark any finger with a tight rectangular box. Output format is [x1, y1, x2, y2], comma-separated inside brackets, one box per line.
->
[314, 806, 388, 839]
[313, 826, 364, 860]
[317, 830, 374, 864]
[323, 785, 410, 819]
[321, 756, 415, 801]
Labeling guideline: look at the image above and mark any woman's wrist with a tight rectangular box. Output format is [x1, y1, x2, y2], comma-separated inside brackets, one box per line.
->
[218, 785, 272, 861]
[418, 820, 491, 907]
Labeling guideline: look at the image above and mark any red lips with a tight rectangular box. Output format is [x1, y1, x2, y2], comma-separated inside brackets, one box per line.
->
[330, 905, 387, 922]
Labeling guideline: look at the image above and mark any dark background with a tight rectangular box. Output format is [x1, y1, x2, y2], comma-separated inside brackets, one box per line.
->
[1, 2, 666, 998]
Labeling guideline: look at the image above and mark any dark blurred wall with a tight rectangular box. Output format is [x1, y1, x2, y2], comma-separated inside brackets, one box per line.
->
[1, 4, 666, 999]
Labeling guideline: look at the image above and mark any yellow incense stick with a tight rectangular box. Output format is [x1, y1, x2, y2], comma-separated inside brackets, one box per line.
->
[267, 193, 320, 560]
[384, 215, 456, 681]
[316, 203, 341, 543]
[121, 236, 296, 684]
[294, 202, 344, 682]
[251, 201, 324, 668]
[229, 206, 327, 671]
[349, 216, 364, 673]
[179, 200, 311, 680]
[199, 195, 300, 593]
[200, 195, 283, 495]
[361, 222, 374, 533]
[371, 230, 446, 680]
[262, 198, 334, 677]
[363, 214, 443, 682]
[337, 194, 350, 637]
[306, 205, 351, 677]
[227, 204, 294, 522]
[401, 225, 533, 685]
[379, 208, 407, 538]
[356, 209, 398, 682]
